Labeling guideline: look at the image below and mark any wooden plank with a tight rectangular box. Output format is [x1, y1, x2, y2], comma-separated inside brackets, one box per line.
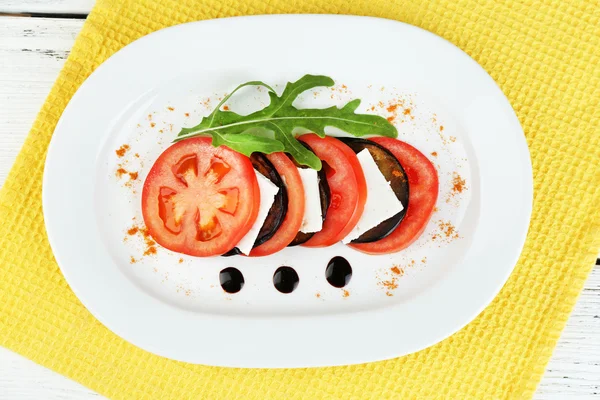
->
[0, 347, 101, 399]
[0, 17, 84, 187]
[0, 0, 95, 14]
[535, 269, 600, 399]
[0, 15, 598, 399]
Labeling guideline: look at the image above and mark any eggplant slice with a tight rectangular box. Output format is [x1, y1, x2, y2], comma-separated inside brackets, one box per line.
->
[338, 137, 409, 243]
[287, 142, 331, 247]
[222, 153, 287, 256]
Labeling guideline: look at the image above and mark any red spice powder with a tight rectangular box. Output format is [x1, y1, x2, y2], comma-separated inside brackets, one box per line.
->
[184, 112, 190, 117]
[378, 266, 406, 296]
[383, 98, 409, 124]
[150, 122, 156, 128]
[403, 108, 412, 115]
[431, 220, 460, 243]
[115, 167, 127, 178]
[134, 153, 140, 158]
[440, 125, 444, 132]
[342, 290, 350, 298]
[130, 256, 137, 264]
[140, 227, 151, 240]
[446, 172, 467, 204]
[382, 279, 398, 290]
[438, 220, 459, 239]
[394, 265, 406, 276]
[451, 172, 466, 194]
[115, 144, 130, 157]
[116, 165, 138, 185]
[167, 106, 175, 111]
[315, 292, 321, 299]
[380, 278, 399, 296]
[431, 151, 438, 157]
[449, 136, 456, 142]
[178, 258, 184, 264]
[127, 225, 158, 257]
[223, 105, 230, 111]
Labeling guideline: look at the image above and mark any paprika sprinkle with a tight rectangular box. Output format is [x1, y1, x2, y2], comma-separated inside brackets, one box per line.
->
[115, 144, 130, 157]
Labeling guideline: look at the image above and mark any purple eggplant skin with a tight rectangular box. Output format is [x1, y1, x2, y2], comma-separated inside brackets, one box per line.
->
[222, 153, 287, 257]
[338, 137, 409, 244]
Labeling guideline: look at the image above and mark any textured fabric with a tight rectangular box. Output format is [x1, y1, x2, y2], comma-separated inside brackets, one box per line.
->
[1, 0, 599, 398]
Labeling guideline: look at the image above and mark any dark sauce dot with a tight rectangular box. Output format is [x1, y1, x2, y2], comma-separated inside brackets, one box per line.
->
[219, 267, 244, 294]
[273, 266, 299, 294]
[325, 257, 352, 288]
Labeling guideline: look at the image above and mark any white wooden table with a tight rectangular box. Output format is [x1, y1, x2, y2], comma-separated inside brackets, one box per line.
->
[0, 2, 598, 399]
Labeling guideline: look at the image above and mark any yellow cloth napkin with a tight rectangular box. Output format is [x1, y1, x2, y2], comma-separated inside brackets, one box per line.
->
[1, 0, 599, 398]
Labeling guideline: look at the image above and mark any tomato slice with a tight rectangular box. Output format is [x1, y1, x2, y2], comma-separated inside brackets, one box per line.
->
[250, 153, 305, 257]
[298, 134, 364, 247]
[325, 137, 367, 243]
[350, 138, 438, 254]
[142, 137, 260, 257]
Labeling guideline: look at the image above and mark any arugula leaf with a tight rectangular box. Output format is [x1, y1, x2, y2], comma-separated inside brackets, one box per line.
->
[175, 75, 397, 169]
[269, 123, 322, 170]
[209, 131, 284, 157]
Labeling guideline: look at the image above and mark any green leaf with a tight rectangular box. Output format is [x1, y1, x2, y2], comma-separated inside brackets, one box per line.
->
[269, 123, 322, 170]
[277, 75, 334, 108]
[174, 74, 398, 169]
[209, 131, 284, 157]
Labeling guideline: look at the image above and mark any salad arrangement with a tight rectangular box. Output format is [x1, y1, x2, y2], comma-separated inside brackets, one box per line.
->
[141, 75, 438, 257]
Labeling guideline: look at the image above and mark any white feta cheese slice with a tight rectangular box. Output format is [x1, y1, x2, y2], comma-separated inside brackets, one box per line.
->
[235, 171, 279, 255]
[342, 149, 404, 244]
[297, 167, 323, 233]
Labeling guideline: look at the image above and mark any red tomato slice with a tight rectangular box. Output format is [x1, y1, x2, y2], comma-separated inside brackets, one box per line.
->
[325, 137, 367, 243]
[298, 134, 363, 247]
[142, 137, 260, 257]
[350, 138, 438, 254]
[250, 153, 305, 257]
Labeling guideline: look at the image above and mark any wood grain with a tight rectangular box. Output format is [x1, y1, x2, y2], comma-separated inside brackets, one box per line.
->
[0, 0, 95, 14]
[0, 17, 83, 186]
[0, 347, 100, 399]
[0, 15, 597, 399]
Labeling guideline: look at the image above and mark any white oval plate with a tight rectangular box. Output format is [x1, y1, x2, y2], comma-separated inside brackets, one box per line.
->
[43, 15, 532, 368]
